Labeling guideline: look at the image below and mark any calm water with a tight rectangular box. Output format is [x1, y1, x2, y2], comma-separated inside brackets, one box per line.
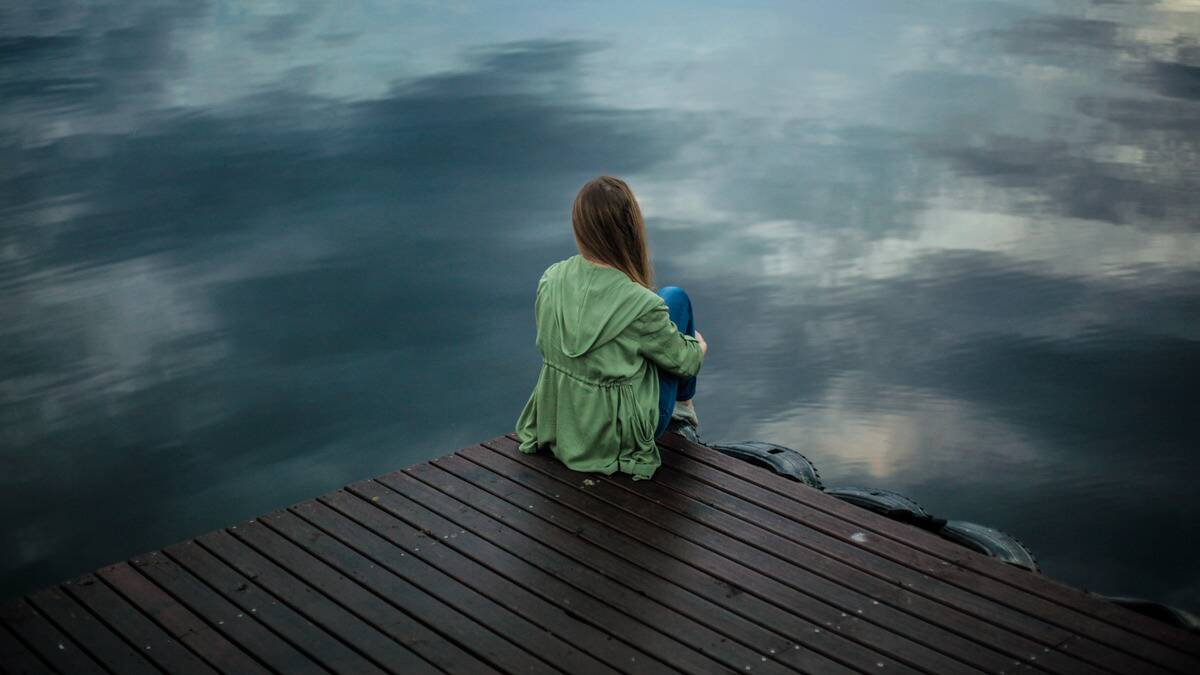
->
[2, 1, 1198, 609]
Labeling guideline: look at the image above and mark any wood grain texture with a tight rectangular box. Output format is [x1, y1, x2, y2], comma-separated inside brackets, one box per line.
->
[5, 431, 1198, 674]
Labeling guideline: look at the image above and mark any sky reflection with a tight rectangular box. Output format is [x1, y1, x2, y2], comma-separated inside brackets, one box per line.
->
[2, 0, 1198, 611]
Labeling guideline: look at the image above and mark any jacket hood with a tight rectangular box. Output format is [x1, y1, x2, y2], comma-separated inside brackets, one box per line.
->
[542, 255, 662, 358]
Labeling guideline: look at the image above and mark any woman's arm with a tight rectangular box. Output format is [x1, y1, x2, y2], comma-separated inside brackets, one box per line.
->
[633, 304, 704, 379]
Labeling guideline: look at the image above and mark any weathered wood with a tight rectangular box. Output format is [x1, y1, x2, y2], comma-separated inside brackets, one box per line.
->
[5, 431, 1198, 674]
[60, 569, 217, 672]
[0, 623, 52, 675]
[226, 519, 494, 674]
[163, 539, 383, 675]
[316, 489, 656, 675]
[429, 452, 863, 674]
[130, 551, 324, 674]
[654, 434, 1199, 673]
[648, 455, 1135, 673]
[382, 462, 803, 675]
[412, 456, 857, 675]
[258, 508, 550, 675]
[0, 597, 105, 675]
[197, 528, 437, 674]
[350, 473, 710, 672]
[472, 441, 986, 675]
[658, 432, 1200, 665]
[294, 496, 621, 675]
[96, 561, 266, 675]
[27, 581, 161, 675]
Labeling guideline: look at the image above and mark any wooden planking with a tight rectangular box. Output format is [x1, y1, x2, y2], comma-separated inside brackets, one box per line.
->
[647, 453, 1144, 674]
[350, 474, 723, 674]
[622, 460, 1109, 673]
[130, 550, 324, 674]
[5, 430, 1200, 675]
[433, 449, 897, 672]
[65, 566, 218, 672]
[469, 442, 1002, 675]
[197, 528, 439, 675]
[315, 489, 657, 674]
[409, 456, 860, 675]
[0, 623, 52, 675]
[96, 561, 266, 675]
[655, 433, 1200, 674]
[424, 452, 874, 674]
[316, 488, 665, 675]
[0, 597, 105, 675]
[25, 583, 159, 672]
[292, 497, 622, 675]
[257, 508, 552, 674]
[659, 432, 1200, 663]
[384, 461, 833, 675]
[162, 539, 384, 675]
[482, 447, 1018, 672]
[225, 519, 493, 674]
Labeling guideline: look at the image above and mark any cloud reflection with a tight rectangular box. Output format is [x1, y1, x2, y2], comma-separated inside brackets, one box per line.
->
[0, 32, 694, 594]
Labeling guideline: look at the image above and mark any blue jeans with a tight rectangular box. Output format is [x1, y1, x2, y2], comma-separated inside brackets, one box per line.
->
[654, 286, 698, 438]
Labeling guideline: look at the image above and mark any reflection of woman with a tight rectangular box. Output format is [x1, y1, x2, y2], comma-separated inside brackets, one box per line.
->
[515, 176, 708, 480]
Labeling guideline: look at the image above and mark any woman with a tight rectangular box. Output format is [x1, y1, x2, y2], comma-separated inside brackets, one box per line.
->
[515, 176, 708, 480]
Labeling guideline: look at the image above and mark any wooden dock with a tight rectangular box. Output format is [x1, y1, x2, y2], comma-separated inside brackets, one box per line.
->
[2, 433, 1198, 674]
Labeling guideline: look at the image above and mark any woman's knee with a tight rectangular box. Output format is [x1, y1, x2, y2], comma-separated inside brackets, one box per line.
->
[657, 286, 693, 333]
[657, 285, 690, 311]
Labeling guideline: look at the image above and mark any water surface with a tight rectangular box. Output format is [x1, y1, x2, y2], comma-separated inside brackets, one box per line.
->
[2, 0, 1198, 611]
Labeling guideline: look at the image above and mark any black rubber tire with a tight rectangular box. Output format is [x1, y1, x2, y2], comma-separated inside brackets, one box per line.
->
[939, 520, 1039, 573]
[707, 441, 823, 489]
[824, 486, 946, 533]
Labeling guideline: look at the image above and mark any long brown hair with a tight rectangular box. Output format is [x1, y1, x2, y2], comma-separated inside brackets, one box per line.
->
[571, 176, 655, 289]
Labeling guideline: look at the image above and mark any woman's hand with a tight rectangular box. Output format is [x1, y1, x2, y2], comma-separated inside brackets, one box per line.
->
[694, 330, 708, 356]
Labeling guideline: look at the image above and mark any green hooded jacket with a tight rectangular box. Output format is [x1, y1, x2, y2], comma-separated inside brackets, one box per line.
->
[515, 255, 704, 480]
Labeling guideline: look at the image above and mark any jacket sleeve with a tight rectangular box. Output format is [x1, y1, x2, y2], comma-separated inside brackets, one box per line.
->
[632, 303, 703, 379]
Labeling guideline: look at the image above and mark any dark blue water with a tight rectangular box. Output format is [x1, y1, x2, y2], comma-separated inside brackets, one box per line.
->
[2, 1, 1198, 611]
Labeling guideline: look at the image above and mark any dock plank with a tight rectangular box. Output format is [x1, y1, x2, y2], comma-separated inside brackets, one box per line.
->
[130, 550, 324, 674]
[634, 460, 1103, 673]
[97, 561, 265, 675]
[227, 519, 493, 674]
[651, 453, 1141, 673]
[162, 539, 383, 675]
[197, 528, 437, 675]
[0, 623, 51, 675]
[258, 508, 550, 674]
[408, 458, 845, 675]
[0, 597, 105, 675]
[5, 431, 1199, 674]
[471, 441, 988, 675]
[292, 496, 621, 675]
[428, 452, 864, 674]
[346, 476, 707, 674]
[656, 433, 1199, 673]
[30, 581, 162, 675]
[61, 571, 212, 675]
[659, 432, 1200, 665]
[316, 488, 659, 675]
[382, 463, 822, 675]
